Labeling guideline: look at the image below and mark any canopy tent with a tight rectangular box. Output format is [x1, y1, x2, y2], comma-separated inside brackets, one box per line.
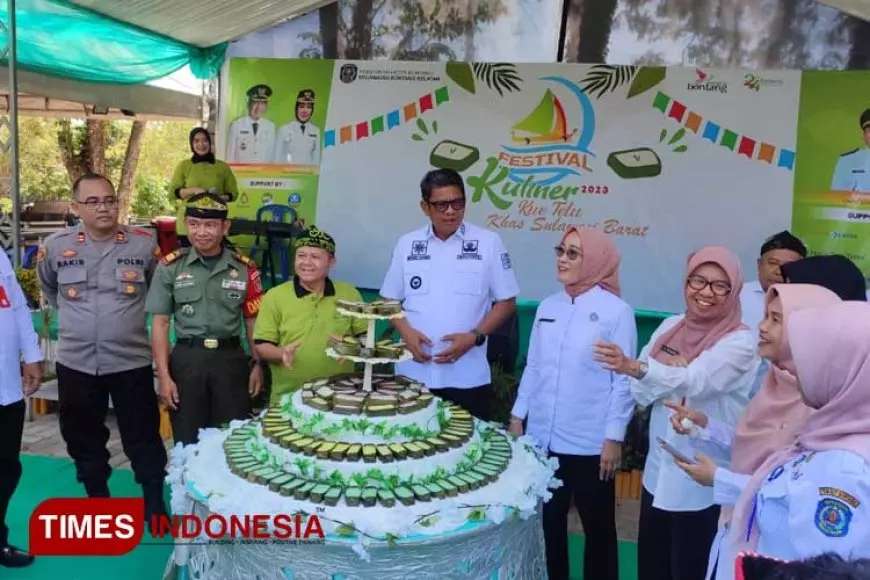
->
[816, 0, 870, 22]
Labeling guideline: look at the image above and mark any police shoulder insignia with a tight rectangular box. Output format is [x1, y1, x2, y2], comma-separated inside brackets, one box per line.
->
[36, 246, 46, 263]
[161, 251, 180, 265]
[153, 245, 163, 259]
[841, 148, 859, 157]
[234, 252, 255, 267]
[815, 497, 852, 537]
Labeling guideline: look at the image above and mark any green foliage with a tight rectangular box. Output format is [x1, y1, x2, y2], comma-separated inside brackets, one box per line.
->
[14, 267, 40, 308]
[130, 176, 174, 218]
[0, 197, 11, 214]
[489, 363, 518, 425]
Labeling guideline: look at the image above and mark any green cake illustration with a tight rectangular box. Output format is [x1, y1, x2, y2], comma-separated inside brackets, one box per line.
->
[607, 147, 662, 179]
[430, 140, 480, 172]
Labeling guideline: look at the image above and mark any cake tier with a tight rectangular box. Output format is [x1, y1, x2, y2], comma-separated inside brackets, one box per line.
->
[336, 299, 404, 319]
[298, 373, 433, 419]
[327, 335, 410, 361]
[285, 389, 442, 444]
[176, 416, 558, 543]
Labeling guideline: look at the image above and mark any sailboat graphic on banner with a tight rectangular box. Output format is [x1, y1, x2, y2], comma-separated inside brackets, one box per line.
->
[510, 89, 578, 146]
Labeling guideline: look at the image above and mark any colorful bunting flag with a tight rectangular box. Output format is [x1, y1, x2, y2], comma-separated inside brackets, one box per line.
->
[652, 90, 795, 171]
[324, 86, 450, 149]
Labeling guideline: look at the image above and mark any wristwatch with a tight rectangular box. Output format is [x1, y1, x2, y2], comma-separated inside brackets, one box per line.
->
[471, 329, 486, 347]
[636, 361, 649, 379]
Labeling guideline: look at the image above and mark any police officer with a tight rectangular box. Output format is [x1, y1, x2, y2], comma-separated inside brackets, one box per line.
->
[226, 84, 276, 164]
[35, 173, 168, 521]
[146, 193, 265, 445]
[380, 168, 520, 421]
[274, 89, 321, 165]
[831, 108, 870, 192]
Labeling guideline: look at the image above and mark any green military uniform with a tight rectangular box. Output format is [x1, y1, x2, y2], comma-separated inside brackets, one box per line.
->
[144, 194, 264, 445]
[253, 227, 366, 404]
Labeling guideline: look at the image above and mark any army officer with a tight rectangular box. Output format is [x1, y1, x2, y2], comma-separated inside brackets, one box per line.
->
[831, 109, 870, 192]
[226, 84, 276, 164]
[146, 193, 265, 445]
[273, 89, 321, 165]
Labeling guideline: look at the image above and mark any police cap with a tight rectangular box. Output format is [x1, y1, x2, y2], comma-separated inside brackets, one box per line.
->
[247, 84, 273, 103]
[296, 89, 315, 104]
[861, 108, 870, 130]
[186, 192, 229, 220]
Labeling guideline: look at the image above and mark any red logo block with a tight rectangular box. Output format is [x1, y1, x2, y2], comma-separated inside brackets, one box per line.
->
[29, 498, 145, 556]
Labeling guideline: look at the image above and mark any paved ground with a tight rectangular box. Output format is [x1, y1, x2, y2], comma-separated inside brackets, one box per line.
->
[21, 408, 641, 541]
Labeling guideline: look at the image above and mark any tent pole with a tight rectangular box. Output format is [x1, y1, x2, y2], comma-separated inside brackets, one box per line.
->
[7, 0, 20, 267]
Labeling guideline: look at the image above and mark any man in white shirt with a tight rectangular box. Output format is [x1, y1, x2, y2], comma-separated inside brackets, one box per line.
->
[380, 169, 520, 421]
[274, 89, 321, 165]
[740, 231, 807, 397]
[226, 84, 276, 164]
[0, 251, 43, 568]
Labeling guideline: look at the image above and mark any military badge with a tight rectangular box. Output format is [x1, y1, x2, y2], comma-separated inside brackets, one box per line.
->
[123, 269, 138, 281]
[181, 304, 194, 316]
[76, 232, 86, 244]
[815, 498, 852, 537]
[230, 269, 239, 279]
[124, 284, 136, 295]
[61, 249, 77, 258]
[67, 287, 78, 298]
[115, 230, 127, 243]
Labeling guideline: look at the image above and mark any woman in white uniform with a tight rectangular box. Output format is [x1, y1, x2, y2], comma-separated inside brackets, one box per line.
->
[667, 283, 841, 579]
[594, 246, 757, 580]
[719, 301, 870, 578]
[509, 226, 637, 580]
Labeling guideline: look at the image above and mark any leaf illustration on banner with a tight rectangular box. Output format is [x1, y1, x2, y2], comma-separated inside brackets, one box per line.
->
[446, 62, 476, 94]
[416, 118, 429, 135]
[659, 129, 667, 143]
[580, 65, 638, 99]
[659, 127, 689, 153]
[627, 66, 667, 99]
[432, 120, 438, 133]
[668, 128, 686, 145]
[674, 145, 688, 153]
[411, 119, 438, 142]
[472, 62, 522, 97]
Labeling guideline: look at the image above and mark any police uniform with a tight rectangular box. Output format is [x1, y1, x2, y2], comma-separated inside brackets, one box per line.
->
[831, 109, 870, 192]
[716, 450, 870, 580]
[226, 84, 276, 164]
[35, 224, 168, 508]
[380, 221, 520, 420]
[145, 196, 264, 445]
[274, 90, 321, 165]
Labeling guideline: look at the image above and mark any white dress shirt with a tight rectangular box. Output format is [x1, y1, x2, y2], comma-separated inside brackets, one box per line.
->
[631, 314, 757, 512]
[0, 252, 43, 406]
[716, 450, 870, 580]
[380, 221, 520, 390]
[274, 120, 321, 165]
[226, 115, 276, 163]
[739, 279, 768, 398]
[511, 286, 637, 454]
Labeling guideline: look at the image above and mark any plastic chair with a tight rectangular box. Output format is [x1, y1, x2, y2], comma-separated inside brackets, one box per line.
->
[251, 204, 297, 285]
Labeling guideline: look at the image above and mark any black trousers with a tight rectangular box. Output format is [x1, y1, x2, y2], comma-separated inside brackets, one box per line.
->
[0, 400, 25, 547]
[56, 363, 167, 493]
[544, 452, 618, 580]
[169, 344, 251, 446]
[433, 384, 492, 422]
[638, 489, 720, 580]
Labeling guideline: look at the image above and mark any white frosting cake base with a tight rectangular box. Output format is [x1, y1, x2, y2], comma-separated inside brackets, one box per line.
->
[169, 420, 560, 543]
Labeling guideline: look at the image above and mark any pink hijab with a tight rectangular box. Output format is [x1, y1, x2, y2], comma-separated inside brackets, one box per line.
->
[650, 246, 745, 363]
[559, 227, 621, 297]
[730, 301, 870, 552]
[720, 284, 841, 524]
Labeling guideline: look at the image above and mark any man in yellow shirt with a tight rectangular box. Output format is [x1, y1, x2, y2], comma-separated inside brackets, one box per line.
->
[252, 226, 366, 405]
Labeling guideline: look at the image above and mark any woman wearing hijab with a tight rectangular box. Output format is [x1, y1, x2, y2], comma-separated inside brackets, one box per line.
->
[594, 246, 758, 580]
[717, 301, 870, 579]
[169, 127, 239, 247]
[780, 254, 867, 301]
[666, 284, 841, 579]
[509, 227, 637, 580]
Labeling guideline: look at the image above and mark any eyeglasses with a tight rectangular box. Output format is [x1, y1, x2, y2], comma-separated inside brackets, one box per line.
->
[554, 245, 581, 261]
[77, 197, 119, 210]
[687, 275, 731, 296]
[428, 198, 466, 213]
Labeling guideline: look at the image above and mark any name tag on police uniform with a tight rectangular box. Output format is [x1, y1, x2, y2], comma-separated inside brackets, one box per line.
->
[221, 279, 246, 291]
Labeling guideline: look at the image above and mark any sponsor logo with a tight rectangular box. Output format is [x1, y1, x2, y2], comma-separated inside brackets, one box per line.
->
[829, 231, 858, 240]
[744, 73, 785, 92]
[341, 64, 440, 83]
[687, 68, 727, 94]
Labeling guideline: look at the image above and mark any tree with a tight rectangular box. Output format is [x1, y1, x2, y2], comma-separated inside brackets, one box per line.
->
[564, 0, 620, 63]
[56, 118, 147, 223]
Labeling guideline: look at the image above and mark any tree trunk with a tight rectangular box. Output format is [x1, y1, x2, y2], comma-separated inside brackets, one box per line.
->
[319, 3, 339, 59]
[464, 0, 476, 61]
[847, 18, 870, 70]
[345, 0, 374, 59]
[56, 120, 86, 185]
[116, 121, 147, 224]
[572, 0, 619, 63]
[86, 119, 107, 175]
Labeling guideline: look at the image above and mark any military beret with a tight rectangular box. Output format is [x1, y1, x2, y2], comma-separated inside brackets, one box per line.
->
[861, 108, 870, 130]
[186, 192, 228, 220]
[247, 84, 272, 102]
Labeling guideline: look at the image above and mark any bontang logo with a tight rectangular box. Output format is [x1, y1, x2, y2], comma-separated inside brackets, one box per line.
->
[467, 76, 596, 210]
[687, 68, 727, 94]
